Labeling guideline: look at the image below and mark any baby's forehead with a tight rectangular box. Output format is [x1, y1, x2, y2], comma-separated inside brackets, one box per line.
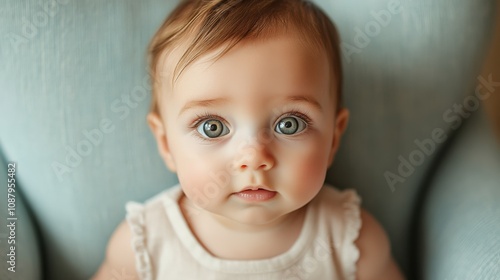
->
[160, 33, 329, 89]
[154, 37, 338, 117]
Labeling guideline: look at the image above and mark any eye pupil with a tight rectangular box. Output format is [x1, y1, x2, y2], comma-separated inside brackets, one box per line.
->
[209, 124, 217, 131]
[285, 121, 292, 128]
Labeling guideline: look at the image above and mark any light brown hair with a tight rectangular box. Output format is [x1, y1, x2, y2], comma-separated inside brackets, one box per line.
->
[148, 0, 343, 115]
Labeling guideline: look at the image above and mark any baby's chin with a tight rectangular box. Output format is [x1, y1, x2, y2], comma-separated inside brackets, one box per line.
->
[203, 202, 305, 229]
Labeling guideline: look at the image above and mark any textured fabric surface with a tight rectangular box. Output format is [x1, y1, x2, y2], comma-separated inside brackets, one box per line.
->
[0, 0, 496, 279]
[125, 184, 361, 280]
[418, 108, 500, 280]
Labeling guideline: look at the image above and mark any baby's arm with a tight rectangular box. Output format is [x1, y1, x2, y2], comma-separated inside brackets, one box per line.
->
[91, 220, 139, 280]
[355, 209, 405, 280]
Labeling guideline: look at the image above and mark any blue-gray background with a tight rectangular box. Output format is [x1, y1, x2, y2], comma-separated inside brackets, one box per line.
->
[0, 0, 499, 279]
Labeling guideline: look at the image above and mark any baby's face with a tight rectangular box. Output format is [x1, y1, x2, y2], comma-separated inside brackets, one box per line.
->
[150, 33, 348, 226]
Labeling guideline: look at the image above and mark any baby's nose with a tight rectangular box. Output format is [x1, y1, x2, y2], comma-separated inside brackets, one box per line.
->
[234, 142, 275, 171]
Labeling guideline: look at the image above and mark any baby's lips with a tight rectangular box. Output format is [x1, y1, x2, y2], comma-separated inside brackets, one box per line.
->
[232, 188, 278, 202]
[236, 185, 274, 193]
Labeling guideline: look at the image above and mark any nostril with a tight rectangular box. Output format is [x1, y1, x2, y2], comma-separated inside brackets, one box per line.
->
[241, 164, 248, 169]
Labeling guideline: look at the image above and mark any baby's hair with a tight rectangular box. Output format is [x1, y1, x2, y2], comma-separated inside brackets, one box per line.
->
[148, 0, 343, 115]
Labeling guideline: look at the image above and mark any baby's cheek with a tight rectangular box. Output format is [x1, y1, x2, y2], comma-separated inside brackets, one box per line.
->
[178, 163, 210, 205]
[177, 154, 229, 209]
[287, 143, 329, 193]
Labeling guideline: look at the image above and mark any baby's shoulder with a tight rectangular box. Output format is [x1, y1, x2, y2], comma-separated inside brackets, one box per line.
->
[109, 220, 137, 265]
[92, 220, 139, 280]
[355, 209, 404, 279]
[94, 188, 180, 280]
[316, 186, 403, 279]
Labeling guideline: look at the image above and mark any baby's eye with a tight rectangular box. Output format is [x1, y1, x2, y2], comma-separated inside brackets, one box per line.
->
[196, 119, 230, 138]
[275, 116, 307, 135]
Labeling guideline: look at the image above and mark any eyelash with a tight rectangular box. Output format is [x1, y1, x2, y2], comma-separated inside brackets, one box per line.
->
[189, 112, 225, 130]
[189, 110, 313, 141]
[283, 110, 313, 127]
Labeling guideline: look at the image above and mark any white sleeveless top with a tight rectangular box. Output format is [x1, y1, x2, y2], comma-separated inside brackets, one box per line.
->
[125, 184, 362, 280]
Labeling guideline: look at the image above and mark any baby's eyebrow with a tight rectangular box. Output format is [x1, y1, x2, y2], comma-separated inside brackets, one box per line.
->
[178, 95, 322, 116]
[179, 97, 231, 116]
[285, 95, 322, 112]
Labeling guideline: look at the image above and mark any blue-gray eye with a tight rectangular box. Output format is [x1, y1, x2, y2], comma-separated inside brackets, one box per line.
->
[275, 116, 306, 135]
[197, 119, 229, 138]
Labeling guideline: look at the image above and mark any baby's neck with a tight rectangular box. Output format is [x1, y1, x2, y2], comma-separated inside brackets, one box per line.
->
[179, 193, 307, 260]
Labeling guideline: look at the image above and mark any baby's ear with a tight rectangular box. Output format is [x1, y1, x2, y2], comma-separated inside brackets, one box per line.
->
[147, 112, 177, 172]
[328, 108, 349, 167]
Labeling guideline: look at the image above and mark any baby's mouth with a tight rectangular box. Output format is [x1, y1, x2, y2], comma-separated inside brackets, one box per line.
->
[233, 186, 277, 201]
[237, 185, 273, 192]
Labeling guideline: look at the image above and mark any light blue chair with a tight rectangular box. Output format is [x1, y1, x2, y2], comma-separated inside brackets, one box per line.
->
[0, 0, 498, 279]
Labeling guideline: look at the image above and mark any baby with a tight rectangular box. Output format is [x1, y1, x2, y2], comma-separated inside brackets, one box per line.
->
[93, 0, 404, 279]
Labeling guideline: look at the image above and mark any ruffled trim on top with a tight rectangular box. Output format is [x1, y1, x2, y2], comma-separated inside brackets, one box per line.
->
[125, 201, 153, 280]
[341, 189, 362, 280]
